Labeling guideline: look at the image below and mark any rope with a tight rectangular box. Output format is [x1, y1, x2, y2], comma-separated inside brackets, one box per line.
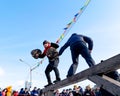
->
[31, 0, 91, 71]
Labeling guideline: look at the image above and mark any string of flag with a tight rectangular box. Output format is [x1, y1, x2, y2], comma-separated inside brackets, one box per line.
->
[31, 0, 91, 71]
[56, 0, 91, 44]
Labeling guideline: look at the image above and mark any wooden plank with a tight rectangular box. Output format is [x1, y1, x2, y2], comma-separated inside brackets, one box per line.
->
[88, 75, 120, 96]
[42, 54, 120, 92]
[103, 75, 120, 86]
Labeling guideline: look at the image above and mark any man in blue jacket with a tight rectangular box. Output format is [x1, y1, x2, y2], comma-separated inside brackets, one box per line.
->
[59, 33, 95, 77]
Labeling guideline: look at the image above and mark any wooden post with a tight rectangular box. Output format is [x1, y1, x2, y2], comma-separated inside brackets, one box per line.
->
[41, 54, 120, 96]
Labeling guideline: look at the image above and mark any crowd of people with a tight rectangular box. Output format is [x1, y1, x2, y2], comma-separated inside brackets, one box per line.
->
[0, 86, 42, 96]
[0, 84, 117, 96]
[53, 85, 101, 96]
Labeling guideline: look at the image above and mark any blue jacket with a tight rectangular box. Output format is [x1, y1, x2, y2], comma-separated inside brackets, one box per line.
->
[0, 92, 2, 96]
[59, 33, 93, 55]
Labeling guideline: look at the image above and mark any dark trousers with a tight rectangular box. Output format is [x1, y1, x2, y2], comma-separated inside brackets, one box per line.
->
[68, 42, 95, 76]
[45, 58, 60, 84]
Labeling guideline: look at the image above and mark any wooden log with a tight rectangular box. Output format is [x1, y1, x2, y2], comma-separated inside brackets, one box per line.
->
[42, 54, 120, 93]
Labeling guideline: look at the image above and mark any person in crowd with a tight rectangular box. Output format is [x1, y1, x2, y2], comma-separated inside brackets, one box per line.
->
[54, 89, 60, 96]
[6, 86, 12, 96]
[19, 88, 24, 95]
[37, 88, 42, 96]
[65, 89, 70, 96]
[2, 88, 7, 96]
[59, 33, 95, 77]
[0, 88, 2, 96]
[31, 87, 38, 96]
[12, 90, 19, 96]
[83, 85, 95, 96]
[94, 87, 102, 96]
[78, 86, 84, 96]
[23, 88, 30, 95]
[61, 89, 67, 96]
[68, 91, 74, 96]
[31, 40, 61, 87]
[72, 85, 82, 96]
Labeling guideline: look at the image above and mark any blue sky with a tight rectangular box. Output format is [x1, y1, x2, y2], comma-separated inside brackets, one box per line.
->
[0, 0, 120, 90]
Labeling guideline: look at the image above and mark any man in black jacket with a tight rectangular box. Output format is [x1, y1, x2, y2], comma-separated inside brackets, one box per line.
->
[59, 33, 95, 77]
[31, 40, 61, 87]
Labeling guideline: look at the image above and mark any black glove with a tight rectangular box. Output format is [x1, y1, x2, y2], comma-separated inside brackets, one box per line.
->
[31, 49, 42, 59]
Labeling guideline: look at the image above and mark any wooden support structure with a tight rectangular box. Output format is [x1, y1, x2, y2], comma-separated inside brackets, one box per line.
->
[88, 75, 120, 95]
[41, 54, 120, 96]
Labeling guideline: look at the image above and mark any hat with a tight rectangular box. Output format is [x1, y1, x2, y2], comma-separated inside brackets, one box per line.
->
[43, 40, 49, 45]
[31, 49, 42, 59]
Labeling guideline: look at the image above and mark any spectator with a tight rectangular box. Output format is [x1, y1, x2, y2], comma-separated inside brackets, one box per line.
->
[19, 88, 24, 95]
[31, 87, 38, 96]
[23, 88, 30, 95]
[2, 88, 6, 96]
[6, 86, 12, 96]
[37, 88, 42, 96]
[94, 87, 102, 96]
[68, 91, 73, 96]
[78, 86, 84, 96]
[54, 89, 60, 96]
[0, 88, 2, 96]
[61, 89, 67, 96]
[72, 85, 82, 96]
[83, 85, 95, 96]
[66, 89, 69, 96]
[13, 90, 18, 96]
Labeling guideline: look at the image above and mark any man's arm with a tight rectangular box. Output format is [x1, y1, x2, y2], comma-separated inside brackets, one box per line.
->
[83, 36, 93, 50]
[38, 53, 46, 58]
[51, 43, 59, 49]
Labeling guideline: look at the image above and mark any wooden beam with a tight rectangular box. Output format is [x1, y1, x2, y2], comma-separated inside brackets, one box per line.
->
[102, 75, 120, 86]
[42, 54, 120, 93]
[88, 75, 120, 96]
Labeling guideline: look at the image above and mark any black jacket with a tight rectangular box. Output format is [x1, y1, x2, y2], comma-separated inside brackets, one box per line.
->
[39, 43, 59, 61]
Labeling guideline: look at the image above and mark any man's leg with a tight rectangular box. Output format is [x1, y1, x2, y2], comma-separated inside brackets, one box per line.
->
[45, 64, 52, 86]
[67, 49, 79, 77]
[52, 59, 61, 83]
[81, 47, 95, 67]
[53, 67, 61, 83]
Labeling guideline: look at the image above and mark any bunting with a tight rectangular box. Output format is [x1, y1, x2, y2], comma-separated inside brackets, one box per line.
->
[56, 0, 91, 44]
[32, 0, 91, 70]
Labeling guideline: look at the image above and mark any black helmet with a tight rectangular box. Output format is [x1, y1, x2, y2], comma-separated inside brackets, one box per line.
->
[31, 49, 42, 59]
